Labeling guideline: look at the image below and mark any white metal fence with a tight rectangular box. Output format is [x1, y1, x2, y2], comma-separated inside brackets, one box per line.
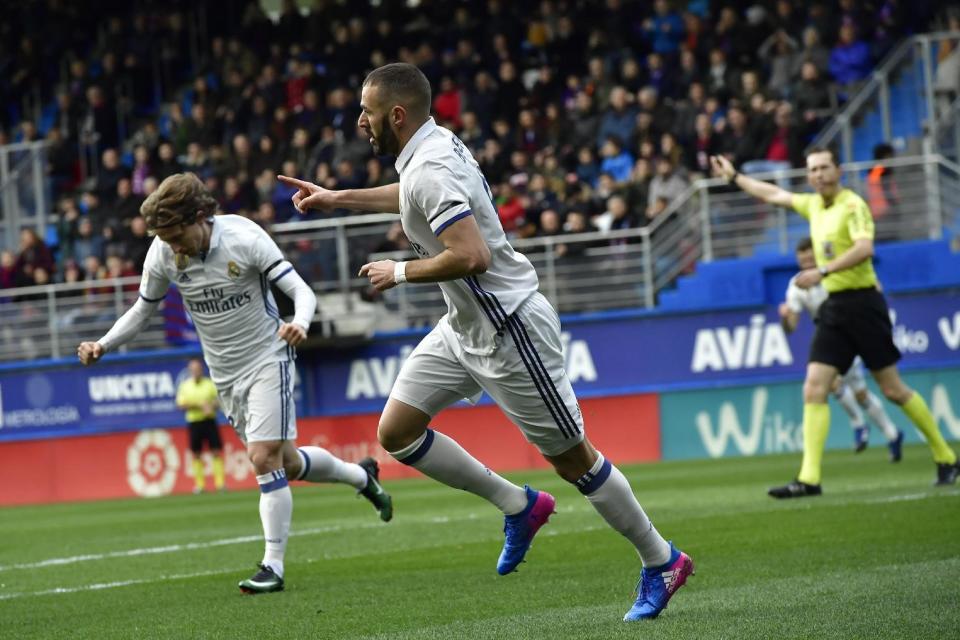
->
[1, 155, 956, 361]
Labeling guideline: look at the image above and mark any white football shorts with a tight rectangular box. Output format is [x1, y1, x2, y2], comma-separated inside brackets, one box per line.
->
[390, 292, 584, 456]
[219, 360, 296, 443]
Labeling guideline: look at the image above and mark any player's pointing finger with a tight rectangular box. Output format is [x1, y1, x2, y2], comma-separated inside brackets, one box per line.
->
[277, 175, 313, 190]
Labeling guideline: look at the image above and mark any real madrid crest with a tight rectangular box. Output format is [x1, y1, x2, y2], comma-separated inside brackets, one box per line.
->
[227, 261, 241, 279]
[174, 253, 189, 271]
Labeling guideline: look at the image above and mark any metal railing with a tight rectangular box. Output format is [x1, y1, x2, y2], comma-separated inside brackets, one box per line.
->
[1, 156, 956, 361]
[812, 32, 960, 163]
[0, 140, 51, 252]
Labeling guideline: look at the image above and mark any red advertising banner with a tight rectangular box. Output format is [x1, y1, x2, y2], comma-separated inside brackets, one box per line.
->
[0, 394, 660, 506]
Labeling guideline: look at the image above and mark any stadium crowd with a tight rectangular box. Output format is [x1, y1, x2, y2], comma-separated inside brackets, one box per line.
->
[0, 0, 943, 292]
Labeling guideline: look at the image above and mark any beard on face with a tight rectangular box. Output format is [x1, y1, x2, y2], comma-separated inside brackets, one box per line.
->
[371, 113, 400, 156]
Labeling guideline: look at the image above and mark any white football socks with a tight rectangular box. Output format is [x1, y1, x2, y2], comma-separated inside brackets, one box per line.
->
[863, 392, 901, 441]
[577, 454, 671, 568]
[257, 469, 292, 578]
[391, 429, 529, 515]
[835, 385, 866, 429]
[296, 446, 368, 489]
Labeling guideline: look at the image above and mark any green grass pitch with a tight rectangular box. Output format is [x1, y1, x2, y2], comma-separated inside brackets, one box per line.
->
[2, 444, 958, 639]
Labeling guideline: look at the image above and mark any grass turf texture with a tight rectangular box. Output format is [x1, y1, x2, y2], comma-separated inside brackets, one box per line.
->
[2, 444, 958, 639]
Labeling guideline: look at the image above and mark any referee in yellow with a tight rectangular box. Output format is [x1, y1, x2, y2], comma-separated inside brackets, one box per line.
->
[176, 357, 226, 493]
[711, 150, 959, 496]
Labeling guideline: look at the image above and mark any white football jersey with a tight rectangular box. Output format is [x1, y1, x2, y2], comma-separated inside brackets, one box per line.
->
[785, 275, 829, 319]
[138, 215, 296, 386]
[396, 118, 540, 355]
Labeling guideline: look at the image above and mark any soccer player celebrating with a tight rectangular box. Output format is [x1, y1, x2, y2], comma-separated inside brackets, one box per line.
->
[779, 237, 904, 459]
[712, 151, 960, 497]
[77, 173, 393, 594]
[279, 63, 694, 621]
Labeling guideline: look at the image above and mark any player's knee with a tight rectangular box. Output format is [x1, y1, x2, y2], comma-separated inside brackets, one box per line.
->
[247, 445, 281, 474]
[803, 379, 829, 402]
[855, 390, 869, 406]
[879, 383, 909, 404]
[377, 419, 421, 453]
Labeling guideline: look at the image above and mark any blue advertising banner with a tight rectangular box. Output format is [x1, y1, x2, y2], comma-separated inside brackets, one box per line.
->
[300, 290, 960, 416]
[660, 368, 960, 460]
[1, 290, 957, 440]
[0, 358, 305, 441]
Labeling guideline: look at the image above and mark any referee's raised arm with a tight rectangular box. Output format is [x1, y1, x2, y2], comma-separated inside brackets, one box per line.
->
[710, 155, 795, 209]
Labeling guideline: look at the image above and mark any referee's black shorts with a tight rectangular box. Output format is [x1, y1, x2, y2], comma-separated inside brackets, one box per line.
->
[809, 287, 901, 372]
[188, 418, 223, 453]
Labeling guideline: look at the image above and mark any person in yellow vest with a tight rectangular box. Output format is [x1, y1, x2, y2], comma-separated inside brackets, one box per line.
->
[711, 149, 959, 496]
[176, 358, 226, 493]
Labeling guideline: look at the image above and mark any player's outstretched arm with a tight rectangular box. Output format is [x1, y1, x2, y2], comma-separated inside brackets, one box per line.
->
[710, 155, 795, 208]
[277, 175, 400, 214]
[79, 297, 161, 365]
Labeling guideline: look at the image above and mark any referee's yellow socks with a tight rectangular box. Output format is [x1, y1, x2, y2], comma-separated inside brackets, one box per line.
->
[901, 393, 958, 464]
[798, 403, 830, 485]
[212, 456, 226, 490]
[192, 458, 205, 492]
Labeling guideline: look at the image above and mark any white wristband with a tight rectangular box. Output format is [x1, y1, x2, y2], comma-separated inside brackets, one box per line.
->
[393, 261, 407, 285]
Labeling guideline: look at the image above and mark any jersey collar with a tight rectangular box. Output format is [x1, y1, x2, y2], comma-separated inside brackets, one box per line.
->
[395, 117, 437, 175]
[201, 216, 222, 261]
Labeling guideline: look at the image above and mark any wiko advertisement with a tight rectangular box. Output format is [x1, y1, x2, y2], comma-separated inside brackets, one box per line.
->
[660, 369, 960, 459]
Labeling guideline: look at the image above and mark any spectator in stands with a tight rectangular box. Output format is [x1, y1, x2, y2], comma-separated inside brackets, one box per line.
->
[83, 85, 118, 150]
[599, 136, 634, 184]
[647, 157, 689, 223]
[829, 22, 873, 91]
[867, 143, 900, 220]
[760, 30, 801, 99]
[72, 217, 105, 265]
[717, 106, 756, 167]
[596, 87, 636, 149]
[743, 102, 803, 174]
[433, 76, 463, 129]
[0, 250, 28, 290]
[131, 145, 154, 196]
[122, 216, 152, 272]
[154, 142, 182, 180]
[497, 180, 527, 236]
[643, 0, 685, 57]
[93, 148, 128, 201]
[15, 228, 55, 283]
[793, 61, 834, 131]
[688, 113, 720, 175]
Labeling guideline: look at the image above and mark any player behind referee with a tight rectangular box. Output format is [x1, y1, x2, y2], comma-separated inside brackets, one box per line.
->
[176, 357, 226, 493]
[711, 150, 959, 497]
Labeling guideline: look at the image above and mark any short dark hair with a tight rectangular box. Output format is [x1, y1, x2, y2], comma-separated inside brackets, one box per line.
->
[805, 146, 839, 166]
[796, 236, 813, 252]
[363, 63, 431, 119]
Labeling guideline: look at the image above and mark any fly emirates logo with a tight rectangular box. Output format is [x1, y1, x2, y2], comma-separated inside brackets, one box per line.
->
[690, 315, 792, 372]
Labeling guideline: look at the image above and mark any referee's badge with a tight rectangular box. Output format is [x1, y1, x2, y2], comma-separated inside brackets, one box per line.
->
[174, 253, 189, 271]
[227, 261, 241, 279]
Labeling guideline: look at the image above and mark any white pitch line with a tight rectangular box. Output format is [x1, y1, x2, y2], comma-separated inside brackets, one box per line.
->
[0, 568, 236, 601]
[0, 521, 373, 572]
[0, 510, 489, 573]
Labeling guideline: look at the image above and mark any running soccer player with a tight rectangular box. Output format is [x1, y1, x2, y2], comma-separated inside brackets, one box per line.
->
[712, 151, 960, 497]
[77, 173, 393, 594]
[278, 63, 693, 622]
[779, 237, 904, 460]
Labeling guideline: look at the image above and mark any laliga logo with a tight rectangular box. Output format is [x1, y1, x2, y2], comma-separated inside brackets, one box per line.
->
[127, 430, 181, 497]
